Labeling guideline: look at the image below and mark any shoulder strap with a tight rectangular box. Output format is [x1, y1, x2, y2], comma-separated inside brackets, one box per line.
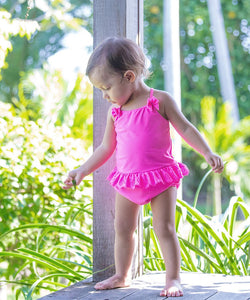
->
[147, 88, 159, 111]
[149, 88, 154, 98]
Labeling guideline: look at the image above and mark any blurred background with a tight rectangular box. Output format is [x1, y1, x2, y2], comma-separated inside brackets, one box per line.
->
[0, 0, 249, 299]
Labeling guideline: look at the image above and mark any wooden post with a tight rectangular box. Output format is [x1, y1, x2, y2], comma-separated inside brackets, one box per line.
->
[163, 0, 182, 199]
[93, 0, 143, 282]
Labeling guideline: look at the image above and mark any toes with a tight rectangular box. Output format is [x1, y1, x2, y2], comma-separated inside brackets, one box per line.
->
[161, 287, 183, 297]
[95, 282, 107, 290]
[94, 275, 129, 290]
[94, 283, 102, 290]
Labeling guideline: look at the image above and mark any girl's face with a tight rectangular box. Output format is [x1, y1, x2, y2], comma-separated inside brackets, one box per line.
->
[89, 65, 134, 106]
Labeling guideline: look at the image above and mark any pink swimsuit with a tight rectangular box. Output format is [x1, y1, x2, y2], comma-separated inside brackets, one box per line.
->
[107, 88, 189, 205]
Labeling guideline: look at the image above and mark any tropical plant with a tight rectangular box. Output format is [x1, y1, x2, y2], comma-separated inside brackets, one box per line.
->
[17, 66, 93, 144]
[0, 222, 93, 299]
[0, 0, 92, 103]
[198, 96, 250, 214]
[0, 101, 93, 298]
[176, 196, 250, 275]
[0, 10, 39, 79]
[144, 170, 250, 276]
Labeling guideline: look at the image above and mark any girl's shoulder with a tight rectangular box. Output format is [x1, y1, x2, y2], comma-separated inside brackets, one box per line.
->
[108, 104, 120, 122]
[152, 89, 175, 119]
[152, 89, 173, 104]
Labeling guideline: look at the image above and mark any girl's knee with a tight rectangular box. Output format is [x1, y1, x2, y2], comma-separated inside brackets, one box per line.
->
[114, 218, 137, 237]
[153, 220, 176, 239]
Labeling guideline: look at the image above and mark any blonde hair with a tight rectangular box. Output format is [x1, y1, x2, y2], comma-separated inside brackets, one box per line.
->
[86, 37, 149, 78]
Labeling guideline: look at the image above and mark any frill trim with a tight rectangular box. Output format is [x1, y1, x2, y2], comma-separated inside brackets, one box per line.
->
[107, 163, 189, 190]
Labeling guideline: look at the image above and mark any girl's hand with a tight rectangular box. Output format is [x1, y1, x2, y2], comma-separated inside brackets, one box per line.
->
[62, 167, 85, 190]
[204, 152, 224, 174]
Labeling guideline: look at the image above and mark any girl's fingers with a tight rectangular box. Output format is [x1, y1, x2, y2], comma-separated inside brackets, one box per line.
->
[62, 177, 74, 189]
[62, 183, 72, 189]
[212, 159, 224, 173]
[64, 179, 72, 185]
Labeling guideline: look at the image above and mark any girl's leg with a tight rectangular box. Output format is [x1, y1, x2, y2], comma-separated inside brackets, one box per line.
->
[94, 192, 140, 290]
[150, 186, 183, 297]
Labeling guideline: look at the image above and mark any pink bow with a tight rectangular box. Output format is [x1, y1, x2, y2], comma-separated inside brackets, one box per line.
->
[112, 107, 122, 120]
[148, 97, 159, 111]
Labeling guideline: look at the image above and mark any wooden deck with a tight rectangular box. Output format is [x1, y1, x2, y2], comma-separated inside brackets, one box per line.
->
[38, 271, 250, 299]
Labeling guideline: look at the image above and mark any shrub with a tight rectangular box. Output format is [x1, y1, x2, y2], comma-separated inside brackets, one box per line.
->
[0, 102, 93, 298]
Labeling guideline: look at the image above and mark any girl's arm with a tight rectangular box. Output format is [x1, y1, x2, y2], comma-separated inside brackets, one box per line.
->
[161, 92, 224, 173]
[63, 106, 117, 189]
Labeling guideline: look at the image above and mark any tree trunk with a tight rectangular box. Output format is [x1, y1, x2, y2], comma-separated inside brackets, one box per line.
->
[163, 0, 182, 199]
[207, 0, 239, 123]
[207, 0, 238, 215]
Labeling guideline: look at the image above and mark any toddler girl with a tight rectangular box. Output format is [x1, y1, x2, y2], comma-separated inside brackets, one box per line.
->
[63, 37, 224, 297]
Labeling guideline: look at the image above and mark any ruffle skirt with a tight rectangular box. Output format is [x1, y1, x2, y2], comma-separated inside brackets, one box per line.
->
[107, 162, 189, 205]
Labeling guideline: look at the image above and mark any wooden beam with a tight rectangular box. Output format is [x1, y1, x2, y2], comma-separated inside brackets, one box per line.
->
[93, 0, 143, 282]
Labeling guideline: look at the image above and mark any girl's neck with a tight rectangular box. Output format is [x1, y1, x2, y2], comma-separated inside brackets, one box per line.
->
[122, 80, 150, 110]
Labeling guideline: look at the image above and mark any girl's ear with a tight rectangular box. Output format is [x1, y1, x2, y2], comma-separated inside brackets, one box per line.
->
[124, 70, 136, 83]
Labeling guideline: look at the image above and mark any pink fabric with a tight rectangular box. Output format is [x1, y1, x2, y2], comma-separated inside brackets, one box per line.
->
[107, 88, 189, 205]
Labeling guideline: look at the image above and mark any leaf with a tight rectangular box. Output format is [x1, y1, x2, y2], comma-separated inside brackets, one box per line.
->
[26, 273, 75, 300]
[179, 239, 197, 272]
[237, 232, 250, 247]
[0, 224, 92, 244]
[177, 199, 241, 275]
[193, 168, 213, 208]
[177, 204, 226, 273]
[0, 251, 66, 272]
[179, 237, 222, 273]
[17, 248, 83, 279]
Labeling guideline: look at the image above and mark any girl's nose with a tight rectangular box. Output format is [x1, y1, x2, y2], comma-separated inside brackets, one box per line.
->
[102, 91, 109, 100]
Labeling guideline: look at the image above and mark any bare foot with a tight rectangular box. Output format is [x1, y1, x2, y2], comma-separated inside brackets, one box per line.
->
[160, 279, 183, 297]
[94, 274, 131, 290]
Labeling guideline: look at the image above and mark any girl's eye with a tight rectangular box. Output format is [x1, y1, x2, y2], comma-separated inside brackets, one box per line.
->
[102, 87, 110, 91]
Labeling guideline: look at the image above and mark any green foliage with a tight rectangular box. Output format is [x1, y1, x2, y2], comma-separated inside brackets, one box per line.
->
[144, 170, 250, 276]
[199, 96, 250, 200]
[1, 101, 249, 297]
[181, 96, 250, 211]
[0, 102, 93, 298]
[0, 0, 92, 103]
[0, 7, 94, 295]
[1, 1, 250, 298]
[177, 196, 250, 275]
[0, 10, 39, 79]
[144, 0, 250, 205]
[17, 66, 93, 146]
[144, 0, 250, 120]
